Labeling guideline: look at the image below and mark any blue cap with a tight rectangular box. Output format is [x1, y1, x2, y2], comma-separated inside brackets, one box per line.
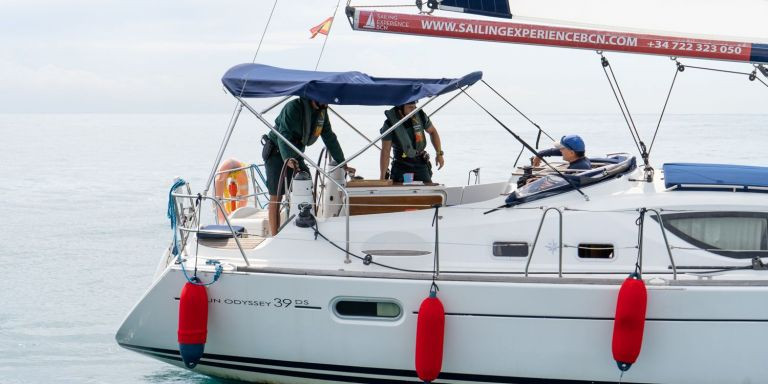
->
[555, 135, 585, 152]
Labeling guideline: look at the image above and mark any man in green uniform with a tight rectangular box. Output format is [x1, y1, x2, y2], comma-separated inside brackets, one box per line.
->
[378, 102, 444, 183]
[262, 97, 354, 235]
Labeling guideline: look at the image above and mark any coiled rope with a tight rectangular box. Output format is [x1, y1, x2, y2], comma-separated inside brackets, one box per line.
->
[167, 179, 223, 286]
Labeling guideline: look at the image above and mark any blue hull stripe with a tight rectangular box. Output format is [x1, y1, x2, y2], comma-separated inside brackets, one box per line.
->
[750, 43, 768, 64]
[120, 343, 652, 384]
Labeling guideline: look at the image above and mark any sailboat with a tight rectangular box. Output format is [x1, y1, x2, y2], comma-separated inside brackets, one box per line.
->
[116, 1, 768, 383]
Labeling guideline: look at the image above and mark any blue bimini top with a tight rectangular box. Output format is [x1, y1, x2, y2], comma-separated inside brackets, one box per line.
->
[663, 163, 768, 191]
[221, 63, 482, 106]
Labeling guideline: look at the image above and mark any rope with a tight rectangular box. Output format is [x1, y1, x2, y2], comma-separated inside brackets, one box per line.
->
[633, 208, 647, 276]
[314, 0, 344, 70]
[606, 61, 641, 146]
[599, 54, 644, 160]
[167, 178, 188, 256]
[167, 179, 223, 286]
[647, 62, 681, 156]
[480, 79, 554, 142]
[459, 88, 589, 203]
[431, 205, 441, 281]
[480, 79, 551, 169]
[251, 0, 280, 63]
[682, 63, 768, 89]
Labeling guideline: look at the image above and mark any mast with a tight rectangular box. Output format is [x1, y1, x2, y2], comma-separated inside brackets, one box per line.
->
[346, 7, 768, 64]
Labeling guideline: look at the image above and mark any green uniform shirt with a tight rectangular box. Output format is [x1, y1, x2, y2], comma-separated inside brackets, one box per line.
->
[269, 98, 345, 166]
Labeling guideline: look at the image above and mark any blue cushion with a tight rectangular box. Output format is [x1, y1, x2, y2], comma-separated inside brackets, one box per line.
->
[198, 224, 245, 239]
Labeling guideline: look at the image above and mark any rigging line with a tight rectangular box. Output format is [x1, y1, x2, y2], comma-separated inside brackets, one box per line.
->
[683, 64, 768, 89]
[327, 107, 382, 151]
[251, 0, 280, 63]
[209, 0, 279, 196]
[599, 56, 644, 158]
[512, 145, 526, 168]
[314, 0, 344, 71]
[481, 79, 554, 141]
[683, 65, 755, 76]
[606, 59, 644, 151]
[460, 88, 590, 202]
[513, 129, 543, 168]
[647, 63, 681, 156]
[428, 85, 467, 117]
[600, 58, 637, 146]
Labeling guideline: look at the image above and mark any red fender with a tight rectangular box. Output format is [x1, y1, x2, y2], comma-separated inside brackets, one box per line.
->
[178, 281, 208, 368]
[612, 274, 647, 372]
[415, 291, 445, 383]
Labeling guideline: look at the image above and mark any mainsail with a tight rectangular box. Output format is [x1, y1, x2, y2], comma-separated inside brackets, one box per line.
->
[348, 1, 768, 64]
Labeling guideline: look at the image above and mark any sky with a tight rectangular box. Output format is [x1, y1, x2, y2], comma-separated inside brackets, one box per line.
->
[1, 0, 766, 114]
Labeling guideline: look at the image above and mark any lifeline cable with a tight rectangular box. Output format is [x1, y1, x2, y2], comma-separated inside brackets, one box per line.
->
[308, 223, 690, 276]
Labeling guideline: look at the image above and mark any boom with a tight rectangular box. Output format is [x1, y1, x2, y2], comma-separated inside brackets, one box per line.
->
[347, 8, 768, 64]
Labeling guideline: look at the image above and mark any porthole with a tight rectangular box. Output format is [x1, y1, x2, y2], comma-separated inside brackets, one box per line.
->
[333, 298, 402, 320]
[492, 242, 529, 257]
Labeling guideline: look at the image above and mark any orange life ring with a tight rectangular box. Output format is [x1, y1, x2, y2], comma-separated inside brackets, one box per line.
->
[214, 158, 250, 221]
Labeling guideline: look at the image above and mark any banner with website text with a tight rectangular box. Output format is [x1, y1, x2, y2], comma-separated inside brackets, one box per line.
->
[351, 9, 768, 64]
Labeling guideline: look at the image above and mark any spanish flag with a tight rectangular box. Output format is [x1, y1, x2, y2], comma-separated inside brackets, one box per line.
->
[310, 16, 334, 39]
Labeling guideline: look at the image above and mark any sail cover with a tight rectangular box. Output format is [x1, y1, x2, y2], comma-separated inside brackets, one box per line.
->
[222, 63, 482, 105]
[663, 163, 768, 190]
[435, 0, 512, 19]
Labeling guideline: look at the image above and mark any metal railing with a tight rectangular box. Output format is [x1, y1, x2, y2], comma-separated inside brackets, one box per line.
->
[171, 192, 251, 266]
[212, 163, 270, 212]
[525, 207, 564, 277]
[647, 208, 677, 279]
[523, 206, 679, 279]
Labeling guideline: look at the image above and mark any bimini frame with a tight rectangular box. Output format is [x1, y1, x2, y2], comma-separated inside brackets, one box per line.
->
[201, 83, 456, 262]
[196, 66, 597, 264]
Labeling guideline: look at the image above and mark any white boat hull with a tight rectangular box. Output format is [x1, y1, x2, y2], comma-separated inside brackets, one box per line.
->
[117, 265, 768, 383]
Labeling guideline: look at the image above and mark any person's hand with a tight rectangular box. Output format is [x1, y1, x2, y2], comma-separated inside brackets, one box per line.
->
[286, 158, 299, 169]
[532, 156, 542, 167]
[436, 154, 445, 170]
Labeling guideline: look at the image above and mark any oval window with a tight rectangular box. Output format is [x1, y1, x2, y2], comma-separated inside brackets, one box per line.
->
[333, 299, 402, 319]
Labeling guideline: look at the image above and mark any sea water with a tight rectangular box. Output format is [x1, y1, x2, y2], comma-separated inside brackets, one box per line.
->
[0, 113, 766, 383]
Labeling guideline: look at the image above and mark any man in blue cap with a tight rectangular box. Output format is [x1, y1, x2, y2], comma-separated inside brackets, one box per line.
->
[532, 135, 591, 170]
